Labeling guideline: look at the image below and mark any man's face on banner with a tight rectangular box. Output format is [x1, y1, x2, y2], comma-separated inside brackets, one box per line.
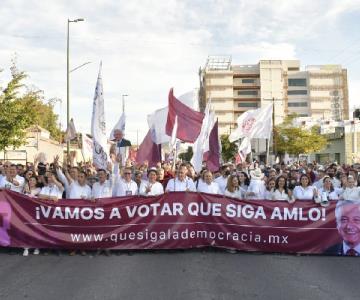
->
[338, 204, 360, 247]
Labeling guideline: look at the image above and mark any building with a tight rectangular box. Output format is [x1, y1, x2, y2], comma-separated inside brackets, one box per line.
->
[291, 118, 360, 164]
[0, 126, 63, 164]
[200, 57, 349, 136]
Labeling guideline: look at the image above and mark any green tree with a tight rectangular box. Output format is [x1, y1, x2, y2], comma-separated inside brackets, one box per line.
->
[0, 62, 61, 151]
[179, 146, 193, 162]
[221, 134, 238, 162]
[274, 115, 327, 157]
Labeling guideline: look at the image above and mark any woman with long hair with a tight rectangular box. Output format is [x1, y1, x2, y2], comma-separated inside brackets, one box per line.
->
[318, 176, 340, 201]
[271, 175, 293, 202]
[224, 175, 242, 199]
[23, 176, 41, 197]
[264, 178, 276, 200]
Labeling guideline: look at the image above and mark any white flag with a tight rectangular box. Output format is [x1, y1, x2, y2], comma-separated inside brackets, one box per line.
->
[239, 137, 252, 154]
[147, 107, 171, 144]
[191, 101, 215, 173]
[91, 63, 108, 169]
[178, 89, 199, 111]
[229, 104, 273, 142]
[109, 113, 126, 140]
[64, 118, 77, 142]
[81, 133, 93, 162]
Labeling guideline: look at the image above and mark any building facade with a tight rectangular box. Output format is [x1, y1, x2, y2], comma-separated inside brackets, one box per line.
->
[200, 57, 349, 136]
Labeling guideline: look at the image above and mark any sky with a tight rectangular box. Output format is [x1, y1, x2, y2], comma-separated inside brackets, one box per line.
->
[1, 0, 360, 143]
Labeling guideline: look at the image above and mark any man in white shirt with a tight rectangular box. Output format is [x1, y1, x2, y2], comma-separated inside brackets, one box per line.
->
[0, 164, 25, 193]
[197, 170, 221, 195]
[39, 173, 64, 200]
[55, 156, 79, 198]
[114, 167, 138, 196]
[139, 168, 164, 196]
[327, 167, 341, 188]
[214, 165, 230, 194]
[313, 167, 326, 190]
[166, 165, 196, 192]
[91, 168, 113, 199]
[68, 171, 92, 199]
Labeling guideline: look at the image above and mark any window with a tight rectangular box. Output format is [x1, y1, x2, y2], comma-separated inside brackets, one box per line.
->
[288, 67, 300, 71]
[288, 78, 307, 86]
[237, 90, 258, 96]
[242, 79, 255, 84]
[288, 90, 308, 95]
[237, 102, 258, 108]
[288, 102, 308, 107]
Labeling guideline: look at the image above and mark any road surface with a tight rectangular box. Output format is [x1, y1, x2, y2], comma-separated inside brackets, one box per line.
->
[0, 249, 359, 300]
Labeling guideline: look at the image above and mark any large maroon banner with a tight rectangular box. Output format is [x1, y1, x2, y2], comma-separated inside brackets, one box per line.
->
[0, 190, 356, 255]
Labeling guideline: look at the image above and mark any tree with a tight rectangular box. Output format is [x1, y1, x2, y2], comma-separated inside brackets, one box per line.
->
[220, 134, 238, 162]
[0, 62, 61, 151]
[178, 146, 193, 162]
[274, 115, 327, 157]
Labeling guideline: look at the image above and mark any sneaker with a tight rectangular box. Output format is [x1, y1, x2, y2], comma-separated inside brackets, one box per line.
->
[23, 248, 29, 256]
[33, 249, 40, 255]
[81, 251, 87, 256]
[226, 249, 237, 254]
[69, 250, 77, 256]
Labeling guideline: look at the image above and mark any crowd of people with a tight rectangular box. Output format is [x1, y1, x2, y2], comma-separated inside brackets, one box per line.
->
[1, 149, 360, 256]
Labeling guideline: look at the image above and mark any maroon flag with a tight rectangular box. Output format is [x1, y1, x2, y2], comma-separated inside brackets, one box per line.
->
[165, 88, 204, 143]
[203, 120, 220, 172]
[136, 129, 161, 167]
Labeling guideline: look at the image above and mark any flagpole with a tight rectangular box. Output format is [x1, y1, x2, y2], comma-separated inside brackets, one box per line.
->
[266, 139, 270, 166]
[172, 141, 177, 170]
[122, 94, 128, 114]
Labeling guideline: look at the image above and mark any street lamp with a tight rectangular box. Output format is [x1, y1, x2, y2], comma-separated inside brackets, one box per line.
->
[66, 18, 84, 159]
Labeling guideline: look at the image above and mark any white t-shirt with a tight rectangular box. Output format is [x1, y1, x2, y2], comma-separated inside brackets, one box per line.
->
[293, 185, 316, 200]
[92, 180, 113, 198]
[166, 177, 196, 192]
[139, 181, 164, 196]
[197, 181, 221, 195]
[39, 185, 63, 199]
[342, 187, 360, 201]
[224, 188, 242, 199]
[69, 182, 92, 199]
[271, 189, 290, 201]
[318, 188, 340, 201]
[214, 176, 228, 194]
[114, 178, 138, 196]
[330, 177, 341, 188]
[246, 179, 266, 200]
[0, 175, 25, 193]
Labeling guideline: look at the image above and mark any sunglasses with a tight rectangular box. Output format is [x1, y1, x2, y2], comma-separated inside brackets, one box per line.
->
[124, 172, 132, 175]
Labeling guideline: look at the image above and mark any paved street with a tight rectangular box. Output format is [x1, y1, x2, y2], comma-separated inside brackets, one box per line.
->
[0, 249, 359, 300]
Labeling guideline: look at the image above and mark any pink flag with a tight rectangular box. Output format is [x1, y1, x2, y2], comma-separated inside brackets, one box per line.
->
[136, 129, 161, 167]
[203, 120, 220, 172]
[165, 88, 204, 143]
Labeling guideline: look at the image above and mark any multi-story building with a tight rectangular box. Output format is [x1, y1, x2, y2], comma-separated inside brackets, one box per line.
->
[199, 57, 349, 136]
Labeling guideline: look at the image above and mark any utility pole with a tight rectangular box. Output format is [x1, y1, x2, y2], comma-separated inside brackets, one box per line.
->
[66, 18, 84, 159]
